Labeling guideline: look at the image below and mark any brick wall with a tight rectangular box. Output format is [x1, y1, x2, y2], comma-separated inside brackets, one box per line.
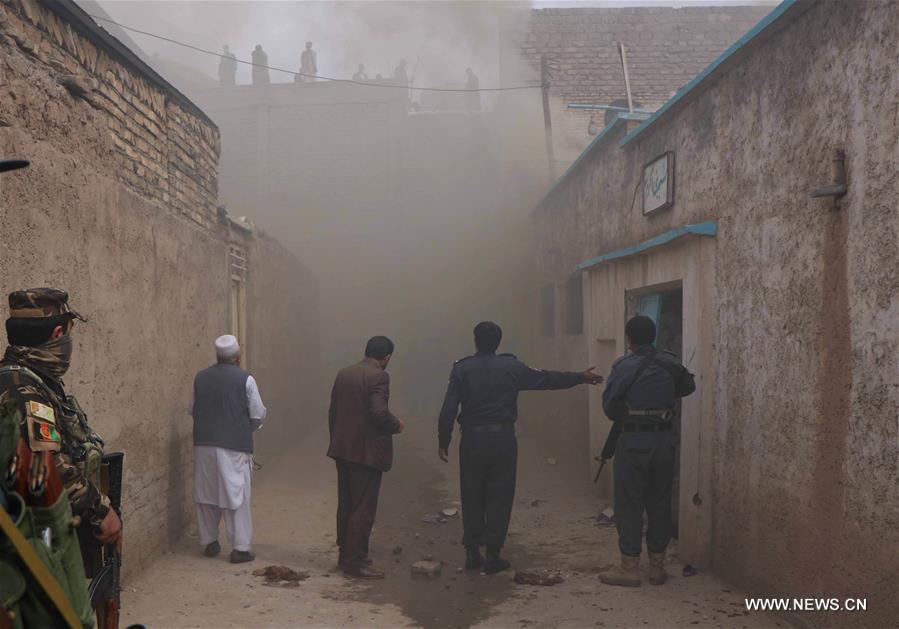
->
[0, 0, 219, 228]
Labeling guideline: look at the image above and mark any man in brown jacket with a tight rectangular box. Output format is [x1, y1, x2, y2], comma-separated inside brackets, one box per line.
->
[327, 336, 404, 578]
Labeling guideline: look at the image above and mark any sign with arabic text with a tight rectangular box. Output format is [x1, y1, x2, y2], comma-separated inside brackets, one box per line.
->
[642, 151, 675, 215]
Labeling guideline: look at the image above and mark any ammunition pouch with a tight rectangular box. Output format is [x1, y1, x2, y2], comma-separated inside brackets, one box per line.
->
[0, 491, 93, 628]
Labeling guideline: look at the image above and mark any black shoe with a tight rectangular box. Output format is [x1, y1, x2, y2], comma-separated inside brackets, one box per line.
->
[203, 541, 221, 557]
[481, 556, 511, 575]
[465, 547, 484, 571]
[229, 550, 255, 564]
[338, 557, 373, 569]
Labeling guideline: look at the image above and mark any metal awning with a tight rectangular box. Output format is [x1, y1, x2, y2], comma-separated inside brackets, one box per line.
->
[576, 221, 717, 271]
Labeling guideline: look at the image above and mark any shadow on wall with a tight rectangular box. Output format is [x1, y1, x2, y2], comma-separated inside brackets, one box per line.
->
[166, 416, 191, 548]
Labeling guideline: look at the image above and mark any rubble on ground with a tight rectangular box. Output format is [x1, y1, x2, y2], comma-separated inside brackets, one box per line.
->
[514, 570, 564, 586]
[411, 560, 443, 579]
[421, 514, 447, 524]
[252, 565, 310, 588]
[596, 507, 615, 527]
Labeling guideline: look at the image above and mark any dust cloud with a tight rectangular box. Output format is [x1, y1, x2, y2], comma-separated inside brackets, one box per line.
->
[94, 1, 552, 428]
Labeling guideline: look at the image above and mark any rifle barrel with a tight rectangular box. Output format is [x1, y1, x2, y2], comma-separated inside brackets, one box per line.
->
[593, 459, 606, 483]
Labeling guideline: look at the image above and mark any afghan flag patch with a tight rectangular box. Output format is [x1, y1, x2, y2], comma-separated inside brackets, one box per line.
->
[33, 420, 60, 442]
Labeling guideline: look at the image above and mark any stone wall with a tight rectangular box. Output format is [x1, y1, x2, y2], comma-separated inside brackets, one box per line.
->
[531, 1, 898, 625]
[0, 0, 319, 576]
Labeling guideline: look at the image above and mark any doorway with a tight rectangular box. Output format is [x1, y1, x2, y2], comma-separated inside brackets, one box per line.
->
[626, 284, 683, 537]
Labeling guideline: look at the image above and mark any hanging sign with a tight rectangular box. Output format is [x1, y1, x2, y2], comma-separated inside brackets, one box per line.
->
[642, 151, 675, 215]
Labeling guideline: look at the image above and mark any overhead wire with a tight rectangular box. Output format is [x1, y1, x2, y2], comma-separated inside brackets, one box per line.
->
[87, 14, 543, 93]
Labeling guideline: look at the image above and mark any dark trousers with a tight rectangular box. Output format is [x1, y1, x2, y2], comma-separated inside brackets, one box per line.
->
[459, 427, 517, 551]
[335, 459, 382, 566]
[613, 431, 674, 556]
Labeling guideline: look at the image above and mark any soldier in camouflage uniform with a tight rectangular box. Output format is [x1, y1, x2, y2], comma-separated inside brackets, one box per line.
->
[0, 288, 121, 552]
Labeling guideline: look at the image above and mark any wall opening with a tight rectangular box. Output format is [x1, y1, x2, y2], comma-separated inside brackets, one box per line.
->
[626, 283, 684, 537]
[564, 272, 584, 336]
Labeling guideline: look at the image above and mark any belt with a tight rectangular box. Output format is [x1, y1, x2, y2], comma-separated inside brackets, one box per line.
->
[462, 423, 514, 433]
[621, 421, 672, 433]
[628, 409, 674, 419]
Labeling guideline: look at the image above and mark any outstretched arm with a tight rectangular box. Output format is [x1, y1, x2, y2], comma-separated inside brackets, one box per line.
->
[510, 360, 602, 391]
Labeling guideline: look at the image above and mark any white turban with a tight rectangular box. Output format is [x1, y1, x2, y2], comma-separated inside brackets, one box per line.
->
[214, 334, 240, 359]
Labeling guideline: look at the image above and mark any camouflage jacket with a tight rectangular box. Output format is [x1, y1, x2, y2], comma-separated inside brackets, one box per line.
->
[0, 362, 110, 529]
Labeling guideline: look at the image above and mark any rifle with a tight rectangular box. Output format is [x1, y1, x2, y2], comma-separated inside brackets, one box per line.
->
[0, 159, 29, 173]
[85, 452, 124, 629]
[592, 351, 657, 483]
[593, 423, 621, 483]
[6, 439, 83, 628]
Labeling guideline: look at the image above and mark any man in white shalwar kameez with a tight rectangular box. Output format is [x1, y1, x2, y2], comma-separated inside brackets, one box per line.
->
[192, 335, 266, 563]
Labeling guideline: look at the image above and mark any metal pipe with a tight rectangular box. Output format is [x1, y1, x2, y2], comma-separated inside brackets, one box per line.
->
[810, 149, 847, 199]
[618, 43, 634, 113]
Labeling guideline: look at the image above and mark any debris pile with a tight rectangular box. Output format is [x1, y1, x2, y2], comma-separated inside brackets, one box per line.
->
[596, 507, 615, 527]
[252, 565, 310, 588]
[514, 570, 564, 586]
[411, 560, 443, 579]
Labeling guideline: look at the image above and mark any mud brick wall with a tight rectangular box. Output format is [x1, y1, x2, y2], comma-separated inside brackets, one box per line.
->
[531, 1, 898, 626]
[0, 0, 227, 575]
[246, 230, 324, 457]
[0, 0, 219, 228]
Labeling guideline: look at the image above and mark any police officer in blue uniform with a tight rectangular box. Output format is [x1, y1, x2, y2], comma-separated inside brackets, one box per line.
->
[599, 315, 695, 587]
[438, 321, 603, 574]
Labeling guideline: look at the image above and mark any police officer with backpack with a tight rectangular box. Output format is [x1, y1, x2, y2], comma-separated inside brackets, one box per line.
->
[599, 315, 695, 588]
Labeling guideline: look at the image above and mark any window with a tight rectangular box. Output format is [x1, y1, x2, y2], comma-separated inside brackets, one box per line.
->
[229, 242, 248, 349]
[540, 284, 556, 338]
[565, 273, 583, 335]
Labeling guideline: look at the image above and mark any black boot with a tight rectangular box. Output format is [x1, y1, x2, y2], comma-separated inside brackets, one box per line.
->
[465, 546, 484, 571]
[482, 545, 510, 575]
[229, 550, 255, 564]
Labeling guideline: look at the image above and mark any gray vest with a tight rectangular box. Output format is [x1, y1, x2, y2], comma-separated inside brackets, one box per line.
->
[192, 363, 253, 453]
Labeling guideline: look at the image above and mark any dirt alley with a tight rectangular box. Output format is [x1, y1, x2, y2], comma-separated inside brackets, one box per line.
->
[121, 418, 783, 628]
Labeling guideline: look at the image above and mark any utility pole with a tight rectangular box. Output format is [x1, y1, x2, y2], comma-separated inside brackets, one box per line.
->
[618, 43, 634, 113]
[540, 54, 556, 182]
